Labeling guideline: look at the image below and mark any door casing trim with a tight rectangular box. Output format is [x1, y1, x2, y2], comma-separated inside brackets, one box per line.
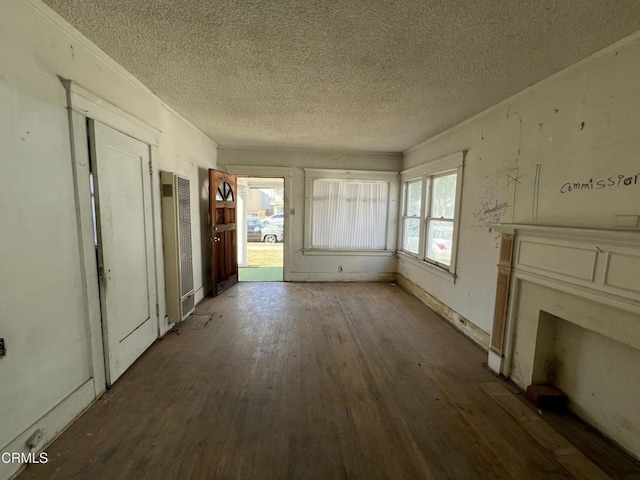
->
[224, 165, 292, 282]
[62, 79, 164, 396]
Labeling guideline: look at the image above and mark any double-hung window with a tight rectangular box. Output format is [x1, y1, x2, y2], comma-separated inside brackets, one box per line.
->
[401, 180, 422, 255]
[425, 172, 457, 266]
[399, 151, 464, 278]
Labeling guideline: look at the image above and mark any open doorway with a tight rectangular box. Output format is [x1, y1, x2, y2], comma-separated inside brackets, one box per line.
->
[237, 177, 284, 281]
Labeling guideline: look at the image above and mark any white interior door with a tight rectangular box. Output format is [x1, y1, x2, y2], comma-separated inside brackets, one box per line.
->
[90, 120, 157, 385]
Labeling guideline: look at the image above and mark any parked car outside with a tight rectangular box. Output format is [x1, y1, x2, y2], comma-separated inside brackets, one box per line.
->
[247, 218, 264, 242]
[261, 224, 284, 243]
[428, 225, 453, 264]
[403, 223, 452, 265]
[261, 213, 284, 227]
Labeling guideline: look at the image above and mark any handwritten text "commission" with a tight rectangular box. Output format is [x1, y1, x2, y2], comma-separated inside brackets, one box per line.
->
[560, 173, 640, 193]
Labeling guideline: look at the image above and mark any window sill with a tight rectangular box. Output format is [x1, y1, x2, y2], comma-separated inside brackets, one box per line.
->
[303, 248, 395, 257]
[396, 251, 457, 284]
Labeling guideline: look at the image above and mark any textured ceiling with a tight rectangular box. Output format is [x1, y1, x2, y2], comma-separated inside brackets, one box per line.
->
[44, 0, 640, 152]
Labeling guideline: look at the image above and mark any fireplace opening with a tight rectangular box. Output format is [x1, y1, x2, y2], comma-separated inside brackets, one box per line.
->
[530, 309, 640, 458]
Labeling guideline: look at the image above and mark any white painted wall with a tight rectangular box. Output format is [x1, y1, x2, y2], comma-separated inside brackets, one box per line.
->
[400, 33, 640, 336]
[3, 0, 640, 474]
[219, 148, 401, 282]
[0, 1, 216, 477]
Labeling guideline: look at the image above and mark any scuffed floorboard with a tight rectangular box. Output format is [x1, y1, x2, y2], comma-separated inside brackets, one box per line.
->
[18, 283, 638, 480]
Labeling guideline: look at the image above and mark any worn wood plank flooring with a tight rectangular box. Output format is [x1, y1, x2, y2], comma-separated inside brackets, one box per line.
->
[18, 283, 638, 479]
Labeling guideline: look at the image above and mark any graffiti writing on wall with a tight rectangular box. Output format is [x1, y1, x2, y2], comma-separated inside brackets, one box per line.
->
[473, 199, 510, 231]
[560, 173, 640, 193]
[471, 198, 511, 247]
[467, 167, 517, 247]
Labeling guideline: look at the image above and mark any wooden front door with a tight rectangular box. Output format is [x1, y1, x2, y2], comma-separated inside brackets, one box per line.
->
[210, 169, 238, 296]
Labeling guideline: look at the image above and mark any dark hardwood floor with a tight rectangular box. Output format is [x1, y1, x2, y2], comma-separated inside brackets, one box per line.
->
[19, 283, 639, 479]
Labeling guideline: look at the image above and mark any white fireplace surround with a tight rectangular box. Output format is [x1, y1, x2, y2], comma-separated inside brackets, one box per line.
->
[488, 224, 640, 459]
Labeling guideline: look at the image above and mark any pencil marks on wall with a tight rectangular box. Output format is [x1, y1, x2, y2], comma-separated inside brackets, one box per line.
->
[533, 164, 541, 223]
[468, 107, 548, 244]
[469, 172, 513, 247]
[505, 167, 525, 187]
[506, 105, 523, 157]
[505, 105, 525, 223]
[471, 200, 510, 248]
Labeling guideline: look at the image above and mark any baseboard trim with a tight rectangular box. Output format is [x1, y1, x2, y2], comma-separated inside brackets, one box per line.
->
[3, 378, 96, 480]
[395, 274, 490, 350]
[287, 272, 395, 282]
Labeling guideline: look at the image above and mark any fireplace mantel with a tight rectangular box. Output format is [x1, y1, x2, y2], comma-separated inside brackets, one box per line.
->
[487, 223, 640, 458]
[493, 223, 640, 304]
[493, 223, 640, 245]
[489, 224, 640, 372]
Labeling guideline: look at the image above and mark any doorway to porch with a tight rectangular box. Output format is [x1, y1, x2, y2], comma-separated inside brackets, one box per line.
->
[237, 177, 284, 282]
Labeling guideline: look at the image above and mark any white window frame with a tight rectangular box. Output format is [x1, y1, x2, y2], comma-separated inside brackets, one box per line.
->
[398, 151, 464, 282]
[303, 169, 398, 255]
[400, 179, 423, 255]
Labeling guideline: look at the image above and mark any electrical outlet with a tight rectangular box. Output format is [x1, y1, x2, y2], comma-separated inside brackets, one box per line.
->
[338, 265, 343, 272]
[0, 338, 5, 356]
[459, 318, 467, 326]
[26, 429, 44, 449]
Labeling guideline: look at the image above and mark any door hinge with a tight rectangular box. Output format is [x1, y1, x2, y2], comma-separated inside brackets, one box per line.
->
[156, 304, 160, 317]
[149, 160, 153, 176]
